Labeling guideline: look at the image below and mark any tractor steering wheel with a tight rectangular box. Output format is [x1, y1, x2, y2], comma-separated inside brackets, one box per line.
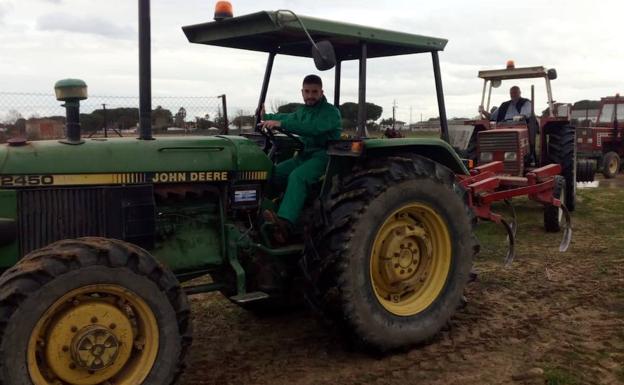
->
[272, 126, 305, 150]
[256, 123, 305, 162]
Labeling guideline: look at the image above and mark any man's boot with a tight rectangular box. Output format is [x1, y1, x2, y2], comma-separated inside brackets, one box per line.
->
[262, 209, 291, 244]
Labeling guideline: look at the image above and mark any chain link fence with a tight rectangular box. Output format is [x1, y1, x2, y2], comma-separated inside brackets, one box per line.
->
[0, 92, 227, 141]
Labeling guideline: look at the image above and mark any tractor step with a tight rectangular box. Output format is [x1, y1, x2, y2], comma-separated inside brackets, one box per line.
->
[230, 291, 269, 304]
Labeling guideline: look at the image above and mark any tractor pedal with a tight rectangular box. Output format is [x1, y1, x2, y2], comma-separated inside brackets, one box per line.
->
[230, 291, 269, 304]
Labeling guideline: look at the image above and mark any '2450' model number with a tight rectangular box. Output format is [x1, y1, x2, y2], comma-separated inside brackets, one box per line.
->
[0, 175, 54, 186]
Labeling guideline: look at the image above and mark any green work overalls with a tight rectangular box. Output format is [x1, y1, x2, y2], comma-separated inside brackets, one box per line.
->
[264, 96, 342, 224]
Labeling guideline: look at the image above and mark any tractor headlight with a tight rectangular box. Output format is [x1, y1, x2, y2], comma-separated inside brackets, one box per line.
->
[480, 152, 493, 162]
[504, 151, 517, 161]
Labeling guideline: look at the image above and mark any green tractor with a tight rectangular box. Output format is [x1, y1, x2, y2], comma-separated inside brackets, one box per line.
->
[0, 7, 481, 385]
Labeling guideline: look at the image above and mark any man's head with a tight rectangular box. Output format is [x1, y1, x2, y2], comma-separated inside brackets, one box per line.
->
[301, 74, 323, 106]
[509, 86, 521, 103]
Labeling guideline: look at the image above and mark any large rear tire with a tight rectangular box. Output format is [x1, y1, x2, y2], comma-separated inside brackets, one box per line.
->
[0, 237, 191, 385]
[548, 125, 576, 211]
[602, 151, 620, 179]
[303, 155, 478, 351]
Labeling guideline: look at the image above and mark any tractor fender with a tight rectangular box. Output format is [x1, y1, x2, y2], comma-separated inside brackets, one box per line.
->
[362, 138, 469, 175]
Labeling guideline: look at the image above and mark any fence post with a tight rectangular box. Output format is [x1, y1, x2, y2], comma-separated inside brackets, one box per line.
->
[220, 94, 228, 134]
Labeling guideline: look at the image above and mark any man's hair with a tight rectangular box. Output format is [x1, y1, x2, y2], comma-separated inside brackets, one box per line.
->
[303, 74, 323, 87]
[510, 85, 520, 92]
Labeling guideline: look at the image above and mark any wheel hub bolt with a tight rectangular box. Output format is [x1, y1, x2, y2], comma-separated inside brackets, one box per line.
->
[91, 316, 98, 323]
[70, 326, 78, 333]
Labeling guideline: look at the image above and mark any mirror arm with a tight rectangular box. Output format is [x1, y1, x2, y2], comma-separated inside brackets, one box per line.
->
[276, 10, 320, 52]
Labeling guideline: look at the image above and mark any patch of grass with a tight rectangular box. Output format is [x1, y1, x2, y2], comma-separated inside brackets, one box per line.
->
[478, 273, 517, 289]
[562, 349, 584, 363]
[595, 349, 610, 360]
[473, 187, 624, 263]
[543, 367, 581, 385]
[616, 367, 624, 383]
[594, 262, 610, 277]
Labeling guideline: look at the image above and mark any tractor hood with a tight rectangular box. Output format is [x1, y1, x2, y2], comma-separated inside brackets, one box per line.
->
[0, 135, 273, 187]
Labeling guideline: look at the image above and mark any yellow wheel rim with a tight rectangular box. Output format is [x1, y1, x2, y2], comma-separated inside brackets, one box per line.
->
[609, 158, 619, 174]
[27, 284, 159, 385]
[370, 203, 452, 316]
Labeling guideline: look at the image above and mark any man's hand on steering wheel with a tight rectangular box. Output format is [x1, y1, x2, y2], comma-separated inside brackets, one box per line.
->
[261, 120, 282, 130]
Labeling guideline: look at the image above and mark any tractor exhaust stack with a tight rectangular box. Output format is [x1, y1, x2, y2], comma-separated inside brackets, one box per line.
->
[138, 0, 153, 140]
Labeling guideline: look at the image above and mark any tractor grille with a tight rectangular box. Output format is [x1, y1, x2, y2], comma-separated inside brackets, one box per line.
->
[17, 185, 155, 256]
[479, 132, 521, 175]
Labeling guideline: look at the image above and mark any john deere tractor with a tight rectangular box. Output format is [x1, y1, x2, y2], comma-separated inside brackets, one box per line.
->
[0, 5, 483, 385]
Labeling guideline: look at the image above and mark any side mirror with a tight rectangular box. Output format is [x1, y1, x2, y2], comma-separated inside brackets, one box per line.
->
[491, 79, 502, 88]
[547, 69, 557, 80]
[312, 40, 336, 71]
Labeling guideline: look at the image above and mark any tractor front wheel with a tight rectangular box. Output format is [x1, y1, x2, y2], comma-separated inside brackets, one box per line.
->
[0, 237, 191, 385]
[602, 151, 620, 179]
[303, 155, 478, 351]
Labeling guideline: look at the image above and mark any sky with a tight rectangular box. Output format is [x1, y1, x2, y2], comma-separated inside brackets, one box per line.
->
[0, 0, 623, 123]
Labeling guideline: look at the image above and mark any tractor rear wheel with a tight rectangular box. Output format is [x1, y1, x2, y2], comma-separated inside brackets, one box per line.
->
[602, 151, 620, 179]
[543, 175, 566, 232]
[548, 125, 576, 211]
[0, 237, 191, 385]
[303, 155, 478, 351]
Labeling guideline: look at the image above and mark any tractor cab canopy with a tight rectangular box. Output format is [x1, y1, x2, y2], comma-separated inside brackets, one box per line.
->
[478, 63, 558, 118]
[182, 11, 447, 60]
[182, 10, 451, 140]
[478, 66, 555, 81]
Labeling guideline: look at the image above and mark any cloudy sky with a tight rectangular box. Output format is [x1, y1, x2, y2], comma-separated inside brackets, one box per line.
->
[0, 0, 622, 122]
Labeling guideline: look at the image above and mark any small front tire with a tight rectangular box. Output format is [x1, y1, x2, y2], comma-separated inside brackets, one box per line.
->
[0, 237, 191, 385]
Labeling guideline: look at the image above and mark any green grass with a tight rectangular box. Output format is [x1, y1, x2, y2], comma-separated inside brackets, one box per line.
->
[473, 186, 624, 263]
[616, 367, 624, 383]
[544, 367, 581, 385]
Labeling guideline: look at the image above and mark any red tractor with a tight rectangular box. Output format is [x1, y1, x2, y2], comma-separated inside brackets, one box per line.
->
[576, 94, 624, 178]
[458, 62, 582, 214]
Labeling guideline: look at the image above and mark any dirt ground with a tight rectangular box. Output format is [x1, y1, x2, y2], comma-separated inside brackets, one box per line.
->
[179, 177, 624, 385]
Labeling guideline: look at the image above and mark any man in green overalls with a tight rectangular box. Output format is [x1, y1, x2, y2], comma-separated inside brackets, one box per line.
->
[261, 74, 342, 242]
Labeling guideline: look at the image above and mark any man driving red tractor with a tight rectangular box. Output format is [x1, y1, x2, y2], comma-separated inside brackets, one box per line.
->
[479, 85, 532, 122]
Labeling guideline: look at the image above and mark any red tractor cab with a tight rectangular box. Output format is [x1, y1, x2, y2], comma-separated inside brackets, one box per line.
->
[576, 95, 624, 178]
[459, 62, 581, 211]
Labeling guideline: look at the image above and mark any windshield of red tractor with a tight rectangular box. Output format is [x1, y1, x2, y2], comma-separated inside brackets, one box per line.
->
[599, 103, 624, 123]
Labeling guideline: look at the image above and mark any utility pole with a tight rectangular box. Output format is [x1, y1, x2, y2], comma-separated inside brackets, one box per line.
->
[409, 105, 413, 129]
